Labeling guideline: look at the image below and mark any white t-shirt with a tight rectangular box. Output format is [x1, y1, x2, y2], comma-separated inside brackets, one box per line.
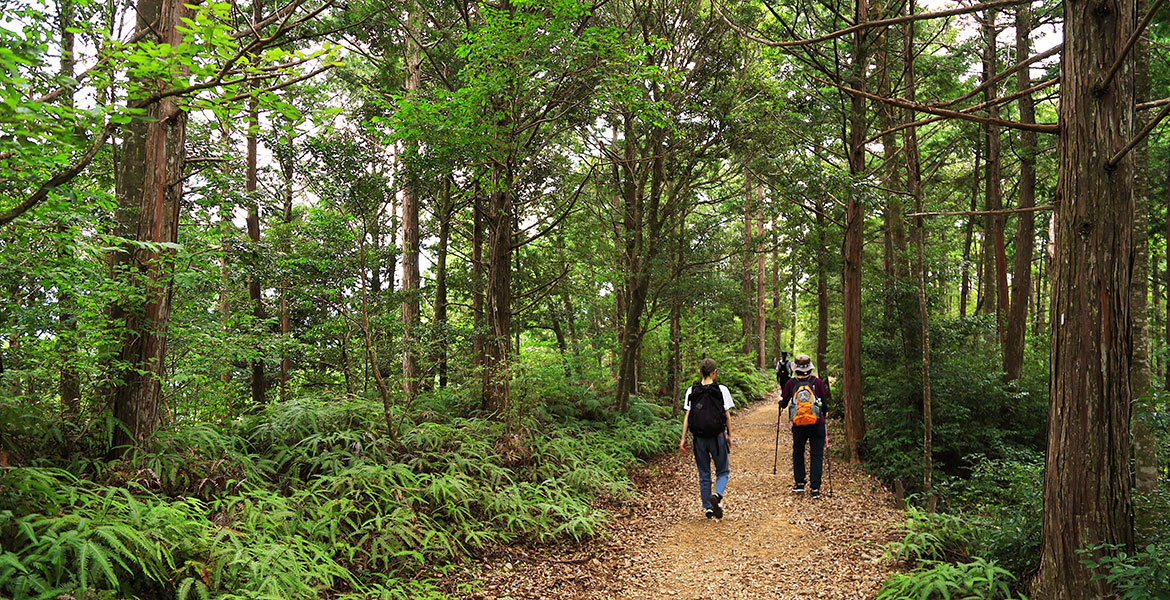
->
[683, 383, 735, 411]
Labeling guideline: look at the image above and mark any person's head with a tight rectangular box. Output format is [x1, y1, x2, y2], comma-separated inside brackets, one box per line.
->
[781, 350, 788, 360]
[699, 357, 718, 378]
[793, 354, 814, 376]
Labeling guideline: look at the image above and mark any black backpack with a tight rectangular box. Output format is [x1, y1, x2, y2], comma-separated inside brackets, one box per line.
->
[687, 382, 727, 438]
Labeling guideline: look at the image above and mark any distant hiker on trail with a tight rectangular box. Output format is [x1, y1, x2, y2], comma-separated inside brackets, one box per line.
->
[678, 357, 734, 519]
[774, 351, 792, 387]
[778, 354, 830, 499]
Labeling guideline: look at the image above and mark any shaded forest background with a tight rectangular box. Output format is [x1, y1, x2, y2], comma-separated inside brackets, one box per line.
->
[0, 0, 1168, 598]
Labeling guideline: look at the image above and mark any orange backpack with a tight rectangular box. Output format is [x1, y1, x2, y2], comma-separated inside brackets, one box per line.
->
[788, 378, 822, 426]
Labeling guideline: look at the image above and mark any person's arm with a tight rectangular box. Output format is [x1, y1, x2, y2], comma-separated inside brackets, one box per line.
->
[679, 410, 690, 451]
[724, 409, 732, 449]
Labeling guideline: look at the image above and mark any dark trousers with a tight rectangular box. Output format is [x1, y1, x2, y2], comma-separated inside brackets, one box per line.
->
[792, 422, 826, 489]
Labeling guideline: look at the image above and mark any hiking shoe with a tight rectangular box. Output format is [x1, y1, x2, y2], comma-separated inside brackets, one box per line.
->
[810, 488, 821, 499]
[711, 493, 723, 519]
[792, 483, 806, 494]
[705, 508, 715, 519]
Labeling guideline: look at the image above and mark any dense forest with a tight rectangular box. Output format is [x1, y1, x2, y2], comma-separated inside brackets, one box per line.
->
[1, 0, 1168, 597]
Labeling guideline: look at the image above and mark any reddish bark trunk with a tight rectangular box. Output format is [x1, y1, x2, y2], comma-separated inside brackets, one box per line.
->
[1035, 0, 1136, 592]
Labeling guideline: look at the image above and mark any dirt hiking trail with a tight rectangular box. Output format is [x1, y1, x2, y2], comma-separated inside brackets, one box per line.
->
[465, 390, 906, 600]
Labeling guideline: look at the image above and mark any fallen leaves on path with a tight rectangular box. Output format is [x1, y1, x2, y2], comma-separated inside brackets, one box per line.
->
[460, 391, 904, 600]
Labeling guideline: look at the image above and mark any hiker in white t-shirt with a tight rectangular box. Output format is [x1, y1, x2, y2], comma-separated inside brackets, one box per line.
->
[678, 358, 735, 519]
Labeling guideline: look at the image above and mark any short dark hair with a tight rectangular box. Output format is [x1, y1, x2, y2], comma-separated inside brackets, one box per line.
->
[699, 358, 718, 377]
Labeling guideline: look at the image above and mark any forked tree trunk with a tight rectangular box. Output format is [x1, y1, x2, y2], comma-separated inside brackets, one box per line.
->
[1034, 0, 1136, 592]
[109, 0, 190, 452]
[1003, 3, 1038, 382]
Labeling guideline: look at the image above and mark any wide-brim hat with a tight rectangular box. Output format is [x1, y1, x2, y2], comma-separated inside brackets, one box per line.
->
[793, 354, 814, 374]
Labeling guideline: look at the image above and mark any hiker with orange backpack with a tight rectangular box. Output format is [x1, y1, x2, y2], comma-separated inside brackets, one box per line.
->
[678, 357, 735, 519]
[778, 354, 831, 499]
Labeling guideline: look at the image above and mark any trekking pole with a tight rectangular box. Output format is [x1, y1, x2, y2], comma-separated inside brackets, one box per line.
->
[825, 428, 834, 498]
[772, 402, 781, 475]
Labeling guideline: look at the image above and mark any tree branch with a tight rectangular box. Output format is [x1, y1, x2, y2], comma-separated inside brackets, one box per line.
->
[905, 205, 1054, 218]
[719, 0, 1030, 48]
[812, 75, 1059, 133]
[1107, 102, 1170, 169]
[1096, 0, 1168, 94]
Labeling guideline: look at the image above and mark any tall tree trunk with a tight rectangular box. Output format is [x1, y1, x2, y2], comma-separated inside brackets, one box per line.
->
[482, 164, 513, 414]
[279, 129, 293, 403]
[1034, 0, 1136, 591]
[980, 7, 1007, 346]
[903, 0, 933, 511]
[400, 0, 422, 402]
[473, 183, 485, 369]
[771, 222, 782, 361]
[842, 0, 870, 462]
[57, 0, 80, 415]
[1003, 3, 1038, 382]
[960, 143, 980, 317]
[742, 171, 754, 355]
[1131, 0, 1156, 496]
[755, 184, 766, 369]
[1152, 249, 1161, 383]
[245, 0, 266, 409]
[109, 0, 189, 452]
[816, 196, 829, 375]
[433, 178, 453, 389]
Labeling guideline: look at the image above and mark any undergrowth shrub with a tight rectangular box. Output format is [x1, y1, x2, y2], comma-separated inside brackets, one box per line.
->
[876, 557, 1027, 600]
[1082, 542, 1170, 600]
[1, 366, 684, 600]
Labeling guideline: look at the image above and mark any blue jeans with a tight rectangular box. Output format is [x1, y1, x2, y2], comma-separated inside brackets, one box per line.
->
[692, 434, 730, 509]
[792, 422, 826, 489]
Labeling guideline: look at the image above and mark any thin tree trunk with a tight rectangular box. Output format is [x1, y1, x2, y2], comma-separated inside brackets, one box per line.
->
[57, 0, 80, 415]
[1034, 0, 1136, 590]
[1132, 0, 1156, 495]
[771, 221, 782, 361]
[433, 178, 452, 389]
[742, 171, 753, 355]
[1003, 3, 1038, 382]
[980, 6, 1006, 344]
[816, 196, 829, 376]
[473, 183, 485, 369]
[400, 0, 422, 402]
[903, 0, 933, 511]
[1153, 250, 1161, 383]
[279, 129, 293, 403]
[960, 144, 980, 317]
[245, 0, 265, 409]
[756, 184, 766, 369]
[842, 0, 870, 462]
[109, 0, 189, 452]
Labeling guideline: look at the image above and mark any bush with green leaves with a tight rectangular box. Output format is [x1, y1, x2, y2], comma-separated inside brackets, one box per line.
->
[884, 504, 977, 565]
[876, 557, 1027, 600]
[1082, 542, 1170, 600]
[860, 315, 1047, 496]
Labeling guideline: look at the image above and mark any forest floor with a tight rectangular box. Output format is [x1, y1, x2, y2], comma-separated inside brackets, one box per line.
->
[461, 389, 907, 600]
